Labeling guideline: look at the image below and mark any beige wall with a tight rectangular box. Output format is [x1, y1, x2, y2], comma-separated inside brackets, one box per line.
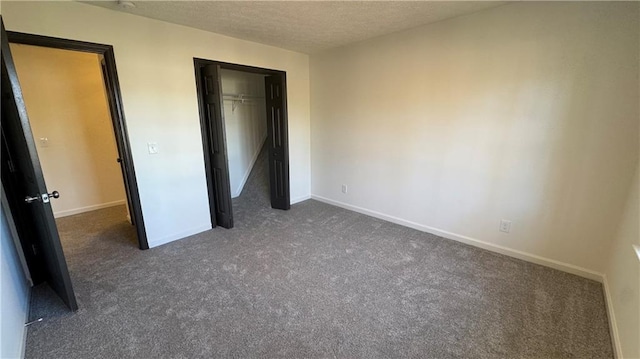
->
[605, 166, 640, 358]
[310, 1, 639, 276]
[2, 1, 311, 247]
[221, 69, 267, 198]
[10, 44, 126, 218]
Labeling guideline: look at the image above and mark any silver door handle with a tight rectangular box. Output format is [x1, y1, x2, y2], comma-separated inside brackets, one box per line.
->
[25, 195, 40, 203]
[25, 191, 59, 204]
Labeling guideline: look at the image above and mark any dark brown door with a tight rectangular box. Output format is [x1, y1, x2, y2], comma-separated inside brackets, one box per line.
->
[0, 19, 78, 310]
[265, 74, 290, 210]
[99, 58, 135, 225]
[201, 64, 233, 228]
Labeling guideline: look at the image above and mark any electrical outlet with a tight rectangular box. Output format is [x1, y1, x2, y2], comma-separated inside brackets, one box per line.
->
[341, 184, 348, 194]
[499, 219, 512, 233]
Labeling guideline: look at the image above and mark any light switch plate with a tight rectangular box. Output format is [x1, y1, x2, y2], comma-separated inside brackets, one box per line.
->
[147, 142, 159, 154]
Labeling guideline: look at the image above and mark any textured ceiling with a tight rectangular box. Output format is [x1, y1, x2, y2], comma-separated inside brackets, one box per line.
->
[82, 1, 507, 54]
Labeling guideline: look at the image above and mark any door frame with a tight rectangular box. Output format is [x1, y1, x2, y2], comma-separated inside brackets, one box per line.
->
[7, 31, 149, 250]
[193, 59, 290, 228]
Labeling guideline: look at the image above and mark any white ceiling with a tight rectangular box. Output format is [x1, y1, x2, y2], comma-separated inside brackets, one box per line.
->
[83, 1, 507, 54]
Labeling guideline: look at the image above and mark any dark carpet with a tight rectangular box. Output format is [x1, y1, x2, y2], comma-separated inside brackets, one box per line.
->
[25, 146, 613, 358]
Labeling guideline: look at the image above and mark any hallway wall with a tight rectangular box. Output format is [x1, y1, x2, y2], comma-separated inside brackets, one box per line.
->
[10, 44, 127, 218]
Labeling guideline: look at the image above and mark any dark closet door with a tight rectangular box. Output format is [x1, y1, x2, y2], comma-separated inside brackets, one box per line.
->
[265, 74, 290, 210]
[201, 64, 234, 228]
[1, 19, 78, 310]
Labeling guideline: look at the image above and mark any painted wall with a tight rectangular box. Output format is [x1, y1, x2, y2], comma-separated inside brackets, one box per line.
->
[221, 69, 267, 198]
[2, 1, 311, 247]
[310, 2, 639, 275]
[0, 200, 30, 359]
[605, 166, 639, 358]
[10, 44, 127, 218]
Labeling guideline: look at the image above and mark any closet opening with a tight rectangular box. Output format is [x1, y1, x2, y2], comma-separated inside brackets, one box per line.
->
[194, 59, 290, 229]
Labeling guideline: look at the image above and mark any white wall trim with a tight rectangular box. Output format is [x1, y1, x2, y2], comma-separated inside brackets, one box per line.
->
[602, 275, 622, 359]
[53, 200, 126, 218]
[148, 224, 211, 249]
[310, 194, 604, 282]
[290, 194, 311, 205]
[232, 136, 267, 198]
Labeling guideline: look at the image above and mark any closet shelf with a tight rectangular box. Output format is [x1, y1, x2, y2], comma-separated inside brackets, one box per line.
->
[222, 93, 264, 112]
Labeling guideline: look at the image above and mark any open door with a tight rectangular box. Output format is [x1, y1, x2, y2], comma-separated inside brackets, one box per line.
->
[201, 64, 234, 228]
[1, 19, 78, 310]
[6, 30, 149, 250]
[100, 58, 135, 225]
[265, 74, 290, 210]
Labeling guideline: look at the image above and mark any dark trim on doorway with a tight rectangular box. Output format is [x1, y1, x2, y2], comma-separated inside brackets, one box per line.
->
[201, 59, 285, 76]
[193, 58, 290, 227]
[7, 31, 149, 250]
[193, 59, 219, 228]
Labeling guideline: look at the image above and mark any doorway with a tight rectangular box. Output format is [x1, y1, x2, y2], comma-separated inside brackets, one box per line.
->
[6, 31, 147, 250]
[1, 27, 146, 311]
[193, 59, 291, 229]
[11, 45, 130, 221]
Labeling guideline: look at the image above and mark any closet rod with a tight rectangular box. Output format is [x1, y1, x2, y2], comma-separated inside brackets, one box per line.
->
[222, 93, 264, 99]
[222, 93, 264, 112]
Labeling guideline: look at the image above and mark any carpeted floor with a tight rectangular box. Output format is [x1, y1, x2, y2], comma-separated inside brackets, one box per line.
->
[25, 146, 613, 358]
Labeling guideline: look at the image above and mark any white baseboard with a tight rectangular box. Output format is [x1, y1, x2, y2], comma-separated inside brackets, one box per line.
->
[54, 200, 126, 218]
[290, 194, 311, 205]
[310, 194, 604, 282]
[602, 275, 622, 358]
[232, 136, 267, 198]
[147, 224, 212, 248]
